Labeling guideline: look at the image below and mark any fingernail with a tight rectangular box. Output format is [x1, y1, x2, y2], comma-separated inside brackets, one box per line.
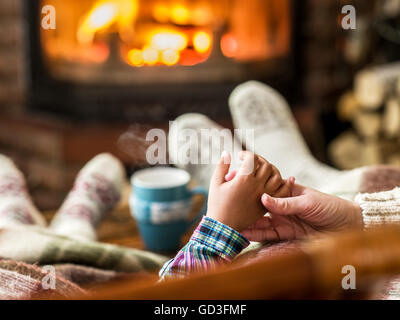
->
[261, 193, 268, 202]
[221, 151, 229, 163]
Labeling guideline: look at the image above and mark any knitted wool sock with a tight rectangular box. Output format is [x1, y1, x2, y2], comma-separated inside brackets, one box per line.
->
[168, 113, 243, 189]
[355, 187, 400, 227]
[229, 81, 366, 200]
[49, 153, 125, 241]
[0, 155, 46, 228]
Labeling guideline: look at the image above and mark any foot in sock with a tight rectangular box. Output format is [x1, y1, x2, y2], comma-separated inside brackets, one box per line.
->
[49, 153, 125, 241]
[168, 113, 243, 190]
[229, 81, 366, 199]
[0, 155, 46, 228]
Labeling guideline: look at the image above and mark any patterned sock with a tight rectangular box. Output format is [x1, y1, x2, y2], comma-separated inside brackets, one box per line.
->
[168, 113, 243, 189]
[49, 153, 125, 241]
[229, 81, 366, 200]
[0, 155, 46, 228]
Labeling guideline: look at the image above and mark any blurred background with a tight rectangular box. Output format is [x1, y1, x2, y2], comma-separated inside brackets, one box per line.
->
[0, 0, 399, 211]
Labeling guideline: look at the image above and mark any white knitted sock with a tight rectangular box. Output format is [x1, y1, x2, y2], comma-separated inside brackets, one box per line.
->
[355, 187, 400, 227]
[229, 81, 365, 200]
[49, 153, 125, 241]
[0, 155, 46, 228]
[168, 113, 243, 189]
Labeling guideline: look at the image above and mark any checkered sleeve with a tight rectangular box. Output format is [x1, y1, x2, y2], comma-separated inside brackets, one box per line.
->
[159, 216, 250, 280]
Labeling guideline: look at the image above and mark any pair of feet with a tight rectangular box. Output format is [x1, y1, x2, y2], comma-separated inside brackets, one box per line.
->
[0, 153, 125, 241]
[168, 81, 365, 201]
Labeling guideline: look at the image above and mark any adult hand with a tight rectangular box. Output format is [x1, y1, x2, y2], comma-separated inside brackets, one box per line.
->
[241, 184, 364, 242]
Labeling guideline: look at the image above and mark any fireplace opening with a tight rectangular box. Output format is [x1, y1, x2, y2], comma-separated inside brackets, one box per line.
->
[27, 0, 297, 121]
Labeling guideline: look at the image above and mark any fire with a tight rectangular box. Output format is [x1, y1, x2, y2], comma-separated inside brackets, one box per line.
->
[126, 48, 143, 66]
[193, 31, 212, 53]
[126, 28, 210, 67]
[149, 29, 188, 51]
[170, 4, 190, 25]
[77, 0, 214, 67]
[221, 33, 238, 58]
[77, 0, 138, 44]
[161, 49, 180, 66]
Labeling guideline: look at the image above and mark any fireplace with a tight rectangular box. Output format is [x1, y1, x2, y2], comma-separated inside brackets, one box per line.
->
[26, 0, 296, 121]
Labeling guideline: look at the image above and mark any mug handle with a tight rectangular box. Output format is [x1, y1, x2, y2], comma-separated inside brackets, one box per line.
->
[187, 187, 208, 226]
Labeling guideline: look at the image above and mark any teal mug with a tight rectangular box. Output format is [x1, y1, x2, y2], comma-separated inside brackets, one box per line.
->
[130, 167, 208, 252]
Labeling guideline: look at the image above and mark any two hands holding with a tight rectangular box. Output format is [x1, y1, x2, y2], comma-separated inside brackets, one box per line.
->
[206, 151, 364, 242]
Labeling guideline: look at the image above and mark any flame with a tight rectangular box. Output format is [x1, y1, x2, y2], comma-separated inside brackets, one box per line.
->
[126, 28, 212, 66]
[149, 29, 188, 51]
[193, 31, 212, 53]
[161, 49, 180, 66]
[171, 4, 190, 25]
[127, 48, 143, 66]
[78, 1, 214, 67]
[142, 47, 159, 65]
[77, 0, 138, 44]
[153, 3, 170, 23]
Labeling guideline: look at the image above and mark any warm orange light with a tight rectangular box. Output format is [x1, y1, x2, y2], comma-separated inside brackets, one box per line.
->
[77, 0, 138, 44]
[221, 33, 238, 58]
[142, 47, 159, 65]
[150, 30, 188, 51]
[153, 3, 170, 23]
[127, 49, 144, 66]
[171, 4, 190, 25]
[78, 2, 118, 44]
[192, 6, 211, 25]
[161, 49, 180, 66]
[193, 31, 212, 53]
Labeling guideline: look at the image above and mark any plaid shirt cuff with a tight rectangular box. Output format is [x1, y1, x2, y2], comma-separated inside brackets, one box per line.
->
[191, 216, 250, 261]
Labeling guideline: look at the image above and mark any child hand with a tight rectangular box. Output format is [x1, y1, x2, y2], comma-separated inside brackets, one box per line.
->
[224, 156, 294, 198]
[206, 151, 292, 232]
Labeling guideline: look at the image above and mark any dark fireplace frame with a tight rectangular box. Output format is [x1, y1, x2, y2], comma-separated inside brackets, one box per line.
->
[24, 0, 301, 122]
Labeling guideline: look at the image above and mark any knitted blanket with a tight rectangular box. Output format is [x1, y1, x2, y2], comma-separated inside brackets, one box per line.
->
[0, 260, 84, 299]
[0, 226, 168, 273]
[0, 224, 168, 299]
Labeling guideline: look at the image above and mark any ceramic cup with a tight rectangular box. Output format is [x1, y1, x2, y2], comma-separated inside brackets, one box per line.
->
[130, 167, 208, 252]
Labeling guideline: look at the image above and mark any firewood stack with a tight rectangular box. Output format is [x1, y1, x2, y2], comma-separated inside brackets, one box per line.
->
[329, 62, 400, 170]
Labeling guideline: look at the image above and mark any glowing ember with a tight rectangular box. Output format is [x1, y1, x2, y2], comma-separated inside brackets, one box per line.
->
[142, 47, 159, 65]
[161, 49, 180, 66]
[149, 30, 188, 51]
[193, 31, 212, 53]
[127, 48, 144, 66]
[221, 33, 238, 58]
